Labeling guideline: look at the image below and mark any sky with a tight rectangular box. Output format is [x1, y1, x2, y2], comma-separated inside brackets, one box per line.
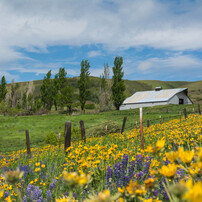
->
[0, 0, 202, 83]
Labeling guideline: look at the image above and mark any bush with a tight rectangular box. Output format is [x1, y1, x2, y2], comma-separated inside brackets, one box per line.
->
[87, 120, 120, 137]
[85, 103, 95, 110]
[45, 132, 58, 145]
[45, 126, 81, 145]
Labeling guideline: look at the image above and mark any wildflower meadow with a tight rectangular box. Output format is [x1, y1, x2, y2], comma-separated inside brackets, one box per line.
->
[0, 114, 202, 201]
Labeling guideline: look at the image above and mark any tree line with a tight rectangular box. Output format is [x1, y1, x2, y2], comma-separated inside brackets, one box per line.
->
[0, 56, 126, 115]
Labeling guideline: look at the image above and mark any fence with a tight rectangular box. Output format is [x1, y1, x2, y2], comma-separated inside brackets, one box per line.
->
[25, 104, 201, 155]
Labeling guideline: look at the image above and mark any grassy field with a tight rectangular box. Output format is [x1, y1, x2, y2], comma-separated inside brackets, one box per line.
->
[0, 104, 199, 153]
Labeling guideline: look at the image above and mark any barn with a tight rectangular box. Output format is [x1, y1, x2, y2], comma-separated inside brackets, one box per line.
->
[120, 87, 193, 110]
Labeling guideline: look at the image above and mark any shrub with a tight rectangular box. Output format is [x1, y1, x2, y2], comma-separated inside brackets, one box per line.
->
[45, 132, 58, 145]
[87, 120, 120, 137]
[85, 103, 95, 110]
[45, 126, 81, 145]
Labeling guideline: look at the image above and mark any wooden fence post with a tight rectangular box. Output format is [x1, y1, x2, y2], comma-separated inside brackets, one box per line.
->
[80, 120, 86, 143]
[64, 122, 71, 153]
[198, 104, 201, 115]
[139, 108, 144, 150]
[179, 112, 181, 122]
[159, 115, 162, 124]
[25, 130, 31, 155]
[147, 120, 149, 127]
[184, 108, 187, 119]
[136, 121, 138, 129]
[121, 117, 127, 134]
[58, 133, 61, 148]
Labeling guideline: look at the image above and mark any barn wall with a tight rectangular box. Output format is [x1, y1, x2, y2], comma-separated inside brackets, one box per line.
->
[169, 92, 192, 104]
[120, 101, 168, 110]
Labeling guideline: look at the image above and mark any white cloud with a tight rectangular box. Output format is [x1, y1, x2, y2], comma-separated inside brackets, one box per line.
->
[137, 55, 202, 72]
[88, 50, 102, 58]
[1, 0, 202, 79]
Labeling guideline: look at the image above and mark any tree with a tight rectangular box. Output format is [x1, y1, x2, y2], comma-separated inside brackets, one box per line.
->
[57, 68, 67, 110]
[40, 70, 54, 110]
[0, 76, 7, 102]
[10, 80, 20, 107]
[78, 60, 90, 111]
[99, 63, 112, 111]
[112, 56, 126, 110]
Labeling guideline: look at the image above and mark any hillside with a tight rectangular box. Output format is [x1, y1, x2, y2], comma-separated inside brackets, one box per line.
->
[7, 77, 201, 103]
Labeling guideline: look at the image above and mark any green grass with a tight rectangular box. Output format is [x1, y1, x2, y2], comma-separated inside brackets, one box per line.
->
[0, 104, 199, 153]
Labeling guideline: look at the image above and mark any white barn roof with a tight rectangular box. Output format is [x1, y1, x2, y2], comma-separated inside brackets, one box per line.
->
[123, 88, 188, 104]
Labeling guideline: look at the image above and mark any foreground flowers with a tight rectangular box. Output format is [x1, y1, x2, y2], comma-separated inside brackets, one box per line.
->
[0, 115, 201, 201]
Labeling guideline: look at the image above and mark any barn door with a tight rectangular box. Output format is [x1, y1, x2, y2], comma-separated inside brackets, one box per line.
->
[179, 98, 184, 104]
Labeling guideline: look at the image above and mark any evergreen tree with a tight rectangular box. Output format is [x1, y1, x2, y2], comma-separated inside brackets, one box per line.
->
[112, 56, 126, 110]
[78, 60, 90, 111]
[0, 76, 7, 102]
[40, 70, 54, 110]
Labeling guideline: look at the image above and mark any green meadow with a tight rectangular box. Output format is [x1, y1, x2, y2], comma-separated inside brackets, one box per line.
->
[0, 104, 199, 153]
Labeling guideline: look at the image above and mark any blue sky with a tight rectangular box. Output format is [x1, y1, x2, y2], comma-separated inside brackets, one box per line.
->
[0, 0, 202, 83]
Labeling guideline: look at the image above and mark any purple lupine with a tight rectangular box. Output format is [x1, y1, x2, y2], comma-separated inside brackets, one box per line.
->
[32, 186, 42, 200]
[64, 192, 69, 196]
[47, 190, 52, 201]
[153, 190, 159, 197]
[164, 158, 170, 166]
[106, 166, 113, 188]
[136, 171, 143, 181]
[128, 161, 135, 178]
[122, 154, 128, 174]
[4, 191, 9, 198]
[40, 171, 44, 180]
[37, 196, 43, 202]
[26, 184, 34, 197]
[73, 193, 77, 199]
[136, 154, 142, 170]
[163, 190, 169, 200]
[143, 156, 151, 175]
[114, 162, 122, 187]
[49, 179, 56, 191]
[23, 196, 27, 202]
[123, 176, 130, 187]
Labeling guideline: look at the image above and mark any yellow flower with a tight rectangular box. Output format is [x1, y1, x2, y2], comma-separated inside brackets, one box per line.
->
[35, 168, 41, 172]
[0, 190, 4, 198]
[183, 181, 202, 202]
[144, 178, 155, 189]
[197, 148, 202, 160]
[156, 139, 165, 151]
[179, 150, 195, 164]
[41, 164, 46, 168]
[145, 145, 154, 153]
[159, 164, 177, 178]
[5, 196, 12, 202]
[165, 151, 178, 162]
[135, 189, 146, 195]
[118, 186, 125, 194]
[34, 178, 38, 182]
[35, 162, 40, 167]
[30, 181, 34, 184]
[63, 171, 90, 187]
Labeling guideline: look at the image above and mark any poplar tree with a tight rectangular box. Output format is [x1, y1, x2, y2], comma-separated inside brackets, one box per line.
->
[40, 70, 54, 110]
[78, 60, 90, 111]
[0, 76, 7, 102]
[112, 56, 126, 110]
[99, 63, 112, 111]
